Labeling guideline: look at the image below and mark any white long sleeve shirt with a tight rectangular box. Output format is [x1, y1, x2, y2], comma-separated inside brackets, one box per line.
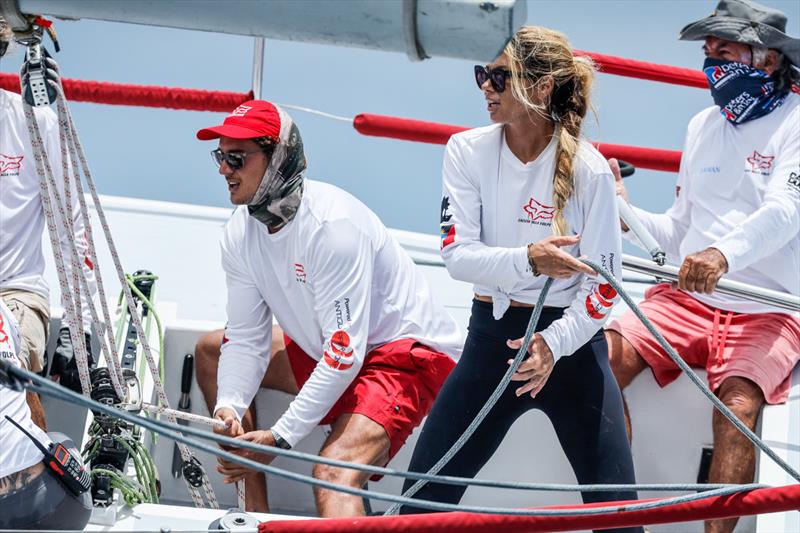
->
[0, 300, 52, 477]
[0, 89, 97, 329]
[215, 180, 463, 447]
[440, 124, 622, 361]
[627, 93, 800, 314]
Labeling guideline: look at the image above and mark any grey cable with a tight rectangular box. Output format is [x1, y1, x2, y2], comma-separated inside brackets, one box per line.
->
[583, 259, 800, 484]
[5, 365, 770, 517]
[21, 371, 731, 493]
[386, 277, 554, 514]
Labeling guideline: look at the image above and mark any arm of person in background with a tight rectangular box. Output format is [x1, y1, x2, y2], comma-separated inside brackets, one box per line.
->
[440, 137, 594, 284]
[610, 156, 690, 263]
[213, 232, 273, 441]
[509, 170, 622, 398]
[683, 110, 800, 294]
[220, 220, 374, 481]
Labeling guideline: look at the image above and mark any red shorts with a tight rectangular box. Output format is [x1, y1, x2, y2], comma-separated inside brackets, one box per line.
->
[607, 284, 800, 404]
[284, 335, 455, 475]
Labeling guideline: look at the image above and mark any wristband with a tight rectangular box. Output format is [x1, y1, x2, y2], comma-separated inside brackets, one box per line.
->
[527, 243, 541, 277]
[271, 429, 292, 450]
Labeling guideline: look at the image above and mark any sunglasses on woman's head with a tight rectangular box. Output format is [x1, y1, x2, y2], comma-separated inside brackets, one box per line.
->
[210, 148, 262, 170]
[474, 65, 513, 93]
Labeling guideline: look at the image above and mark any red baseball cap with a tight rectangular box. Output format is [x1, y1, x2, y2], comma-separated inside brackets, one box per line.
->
[196, 100, 281, 141]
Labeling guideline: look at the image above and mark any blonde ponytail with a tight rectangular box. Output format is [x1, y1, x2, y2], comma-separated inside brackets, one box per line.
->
[504, 27, 597, 236]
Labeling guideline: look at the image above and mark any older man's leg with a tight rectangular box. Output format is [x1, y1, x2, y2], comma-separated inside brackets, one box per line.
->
[313, 413, 390, 517]
[706, 376, 764, 533]
[605, 330, 649, 441]
[194, 326, 298, 512]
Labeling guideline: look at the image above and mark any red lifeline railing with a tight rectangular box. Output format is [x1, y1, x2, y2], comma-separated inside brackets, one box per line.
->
[259, 484, 800, 533]
[353, 113, 683, 173]
[0, 48, 697, 173]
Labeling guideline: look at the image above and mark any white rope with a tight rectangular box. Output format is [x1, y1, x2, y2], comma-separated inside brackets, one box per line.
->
[139, 403, 246, 509]
[140, 402, 226, 429]
[24, 66, 219, 508]
[22, 102, 92, 396]
[274, 102, 353, 122]
[54, 98, 126, 400]
[55, 94, 219, 509]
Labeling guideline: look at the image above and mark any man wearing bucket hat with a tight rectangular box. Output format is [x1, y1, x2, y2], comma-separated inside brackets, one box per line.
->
[191, 99, 466, 515]
[606, 2, 800, 532]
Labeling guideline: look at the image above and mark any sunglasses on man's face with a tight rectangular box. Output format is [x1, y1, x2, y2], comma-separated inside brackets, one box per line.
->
[474, 65, 513, 93]
[210, 148, 262, 170]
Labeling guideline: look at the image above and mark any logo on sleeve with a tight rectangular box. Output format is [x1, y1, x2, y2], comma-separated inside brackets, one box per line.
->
[0, 154, 24, 176]
[788, 171, 800, 193]
[585, 283, 617, 319]
[745, 151, 774, 176]
[294, 263, 307, 283]
[518, 197, 554, 226]
[323, 330, 354, 371]
[440, 196, 456, 249]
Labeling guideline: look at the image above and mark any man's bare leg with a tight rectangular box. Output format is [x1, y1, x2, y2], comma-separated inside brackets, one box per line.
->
[706, 376, 764, 533]
[313, 413, 391, 517]
[194, 326, 298, 512]
[26, 392, 47, 431]
[605, 330, 649, 441]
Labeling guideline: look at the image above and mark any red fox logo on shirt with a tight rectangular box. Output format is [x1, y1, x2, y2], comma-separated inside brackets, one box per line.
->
[585, 283, 617, 319]
[0, 154, 24, 175]
[523, 198, 554, 221]
[0, 314, 8, 344]
[746, 151, 774, 171]
[323, 330, 354, 371]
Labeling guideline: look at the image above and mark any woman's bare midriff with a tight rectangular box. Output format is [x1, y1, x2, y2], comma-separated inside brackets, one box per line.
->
[474, 294, 535, 308]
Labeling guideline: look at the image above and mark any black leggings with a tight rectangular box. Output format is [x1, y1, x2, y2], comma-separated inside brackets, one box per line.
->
[401, 300, 643, 533]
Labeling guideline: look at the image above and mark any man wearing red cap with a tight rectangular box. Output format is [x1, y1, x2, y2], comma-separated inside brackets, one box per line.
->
[192, 100, 465, 515]
[606, 2, 800, 532]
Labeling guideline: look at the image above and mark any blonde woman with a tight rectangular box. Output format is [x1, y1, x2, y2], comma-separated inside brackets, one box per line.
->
[401, 27, 641, 530]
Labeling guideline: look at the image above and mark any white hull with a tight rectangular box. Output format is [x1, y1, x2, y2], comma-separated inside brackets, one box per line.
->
[38, 195, 799, 532]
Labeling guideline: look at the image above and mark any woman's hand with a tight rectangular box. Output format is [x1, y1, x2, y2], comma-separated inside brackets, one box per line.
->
[528, 235, 596, 278]
[216, 430, 278, 484]
[507, 333, 555, 398]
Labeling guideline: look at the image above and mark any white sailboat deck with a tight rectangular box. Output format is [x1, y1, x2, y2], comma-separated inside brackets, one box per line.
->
[36, 195, 799, 532]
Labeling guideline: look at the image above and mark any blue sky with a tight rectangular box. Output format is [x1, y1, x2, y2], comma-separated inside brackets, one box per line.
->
[2, 0, 798, 237]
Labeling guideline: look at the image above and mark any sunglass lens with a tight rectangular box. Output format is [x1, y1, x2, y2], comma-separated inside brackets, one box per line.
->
[211, 149, 224, 167]
[474, 65, 489, 89]
[226, 153, 245, 169]
[490, 69, 506, 93]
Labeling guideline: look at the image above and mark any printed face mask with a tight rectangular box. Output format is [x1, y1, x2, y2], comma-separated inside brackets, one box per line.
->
[248, 107, 306, 230]
[703, 57, 788, 125]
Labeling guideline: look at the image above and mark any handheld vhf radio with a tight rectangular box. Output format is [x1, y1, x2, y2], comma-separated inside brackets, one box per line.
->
[4, 415, 91, 496]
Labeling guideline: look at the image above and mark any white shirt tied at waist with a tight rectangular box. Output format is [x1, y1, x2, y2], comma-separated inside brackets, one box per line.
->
[440, 124, 623, 360]
[627, 93, 800, 316]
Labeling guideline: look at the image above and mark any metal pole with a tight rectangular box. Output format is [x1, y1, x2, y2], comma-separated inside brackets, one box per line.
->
[622, 254, 800, 312]
[251, 37, 265, 99]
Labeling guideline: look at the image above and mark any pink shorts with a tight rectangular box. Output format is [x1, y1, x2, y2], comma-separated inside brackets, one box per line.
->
[607, 284, 800, 404]
[284, 335, 455, 477]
